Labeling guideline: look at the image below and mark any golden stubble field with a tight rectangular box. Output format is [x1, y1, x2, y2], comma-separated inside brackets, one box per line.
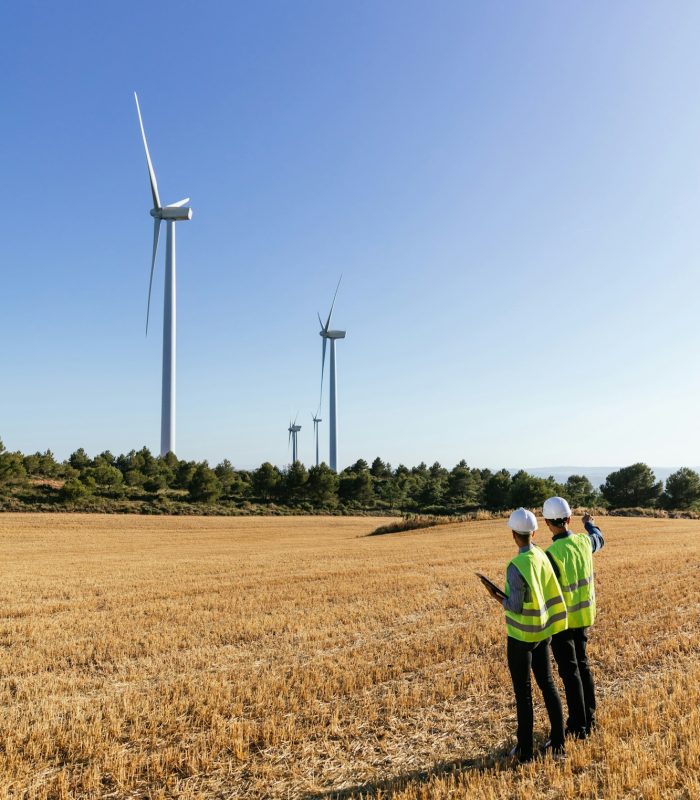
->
[0, 513, 697, 800]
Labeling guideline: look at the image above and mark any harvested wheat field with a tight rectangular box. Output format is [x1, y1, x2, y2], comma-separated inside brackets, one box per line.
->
[0, 513, 698, 799]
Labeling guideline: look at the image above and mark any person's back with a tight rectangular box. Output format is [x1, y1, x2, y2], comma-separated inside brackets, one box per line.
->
[547, 530, 596, 628]
[504, 544, 568, 641]
[543, 497, 605, 736]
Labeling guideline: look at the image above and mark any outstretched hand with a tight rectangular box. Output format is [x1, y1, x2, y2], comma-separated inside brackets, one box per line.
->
[582, 512, 595, 526]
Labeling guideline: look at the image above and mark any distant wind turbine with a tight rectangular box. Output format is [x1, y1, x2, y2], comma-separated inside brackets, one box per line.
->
[134, 92, 192, 457]
[312, 412, 322, 467]
[318, 276, 345, 472]
[288, 416, 302, 463]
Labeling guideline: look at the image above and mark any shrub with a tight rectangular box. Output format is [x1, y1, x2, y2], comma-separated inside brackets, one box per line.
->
[189, 465, 222, 504]
[600, 463, 663, 509]
[509, 471, 558, 509]
[483, 470, 511, 510]
[369, 515, 467, 536]
[125, 470, 147, 487]
[60, 478, 89, 502]
[661, 468, 700, 510]
[144, 475, 167, 493]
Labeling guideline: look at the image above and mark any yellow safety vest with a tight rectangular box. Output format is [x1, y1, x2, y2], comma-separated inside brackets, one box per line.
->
[505, 545, 568, 642]
[546, 533, 596, 629]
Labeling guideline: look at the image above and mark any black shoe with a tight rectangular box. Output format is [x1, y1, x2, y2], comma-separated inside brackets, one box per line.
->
[539, 739, 566, 761]
[508, 743, 534, 764]
[565, 726, 588, 740]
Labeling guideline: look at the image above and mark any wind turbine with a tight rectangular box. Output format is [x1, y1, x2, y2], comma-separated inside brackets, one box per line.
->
[312, 412, 322, 467]
[318, 276, 345, 472]
[288, 416, 302, 463]
[134, 92, 192, 457]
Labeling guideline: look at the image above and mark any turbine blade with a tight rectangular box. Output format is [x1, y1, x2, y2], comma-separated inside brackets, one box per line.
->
[134, 92, 161, 210]
[320, 336, 327, 406]
[317, 312, 324, 330]
[166, 198, 190, 208]
[145, 219, 161, 335]
[324, 274, 342, 330]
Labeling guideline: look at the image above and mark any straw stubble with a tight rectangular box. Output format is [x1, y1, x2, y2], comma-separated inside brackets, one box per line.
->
[0, 513, 696, 799]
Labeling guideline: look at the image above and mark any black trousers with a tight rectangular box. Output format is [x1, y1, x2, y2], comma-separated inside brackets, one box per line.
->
[551, 626, 596, 734]
[507, 636, 564, 758]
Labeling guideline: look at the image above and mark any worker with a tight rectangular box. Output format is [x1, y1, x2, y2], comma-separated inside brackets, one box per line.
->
[542, 496, 605, 738]
[483, 507, 568, 763]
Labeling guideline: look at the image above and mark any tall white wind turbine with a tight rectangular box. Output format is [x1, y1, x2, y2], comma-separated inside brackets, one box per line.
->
[312, 412, 322, 467]
[134, 92, 192, 457]
[288, 416, 302, 464]
[318, 277, 345, 472]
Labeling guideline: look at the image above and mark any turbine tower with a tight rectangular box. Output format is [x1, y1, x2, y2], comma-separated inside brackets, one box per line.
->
[318, 277, 345, 472]
[312, 412, 322, 467]
[288, 417, 302, 463]
[134, 92, 192, 457]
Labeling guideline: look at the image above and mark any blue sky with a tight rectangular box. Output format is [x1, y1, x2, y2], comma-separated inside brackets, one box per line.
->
[2, 1, 700, 470]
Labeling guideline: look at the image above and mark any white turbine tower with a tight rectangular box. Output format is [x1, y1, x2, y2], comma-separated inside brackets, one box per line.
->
[318, 277, 345, 472]
[134, 92, 192, 457]
[312, 412, 322, 467]
[288, 417, 302, 463]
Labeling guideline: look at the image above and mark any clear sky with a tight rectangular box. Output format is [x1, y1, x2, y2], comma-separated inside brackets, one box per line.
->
[2, 1, 700, 470]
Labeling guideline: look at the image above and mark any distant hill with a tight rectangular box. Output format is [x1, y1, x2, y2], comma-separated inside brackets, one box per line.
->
[522, 466, 700, 488]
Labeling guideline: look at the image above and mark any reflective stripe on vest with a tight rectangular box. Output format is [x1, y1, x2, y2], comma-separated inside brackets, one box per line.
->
[546, 533, 596, 629]
[504, 546, 568, 642]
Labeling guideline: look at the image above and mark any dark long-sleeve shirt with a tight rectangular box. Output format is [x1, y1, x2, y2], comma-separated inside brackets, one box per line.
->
[502, 544, 533, 613]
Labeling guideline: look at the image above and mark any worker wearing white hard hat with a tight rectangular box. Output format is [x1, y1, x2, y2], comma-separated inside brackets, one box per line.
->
[543, 496, 605, 738]
[483, 507, 567, 762]
[508, 507, 538, 533]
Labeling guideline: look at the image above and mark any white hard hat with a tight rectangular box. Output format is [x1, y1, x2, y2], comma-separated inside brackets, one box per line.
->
[507, 507, 538, 533]
[543, 496, 572, 520]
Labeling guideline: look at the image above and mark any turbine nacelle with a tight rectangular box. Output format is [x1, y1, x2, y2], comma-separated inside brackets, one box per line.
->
[320, 329, 346, 340]
[151, 205, 193, 221]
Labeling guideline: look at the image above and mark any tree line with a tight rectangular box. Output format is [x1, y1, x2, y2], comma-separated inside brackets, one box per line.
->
[0, 439, 698, 514]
